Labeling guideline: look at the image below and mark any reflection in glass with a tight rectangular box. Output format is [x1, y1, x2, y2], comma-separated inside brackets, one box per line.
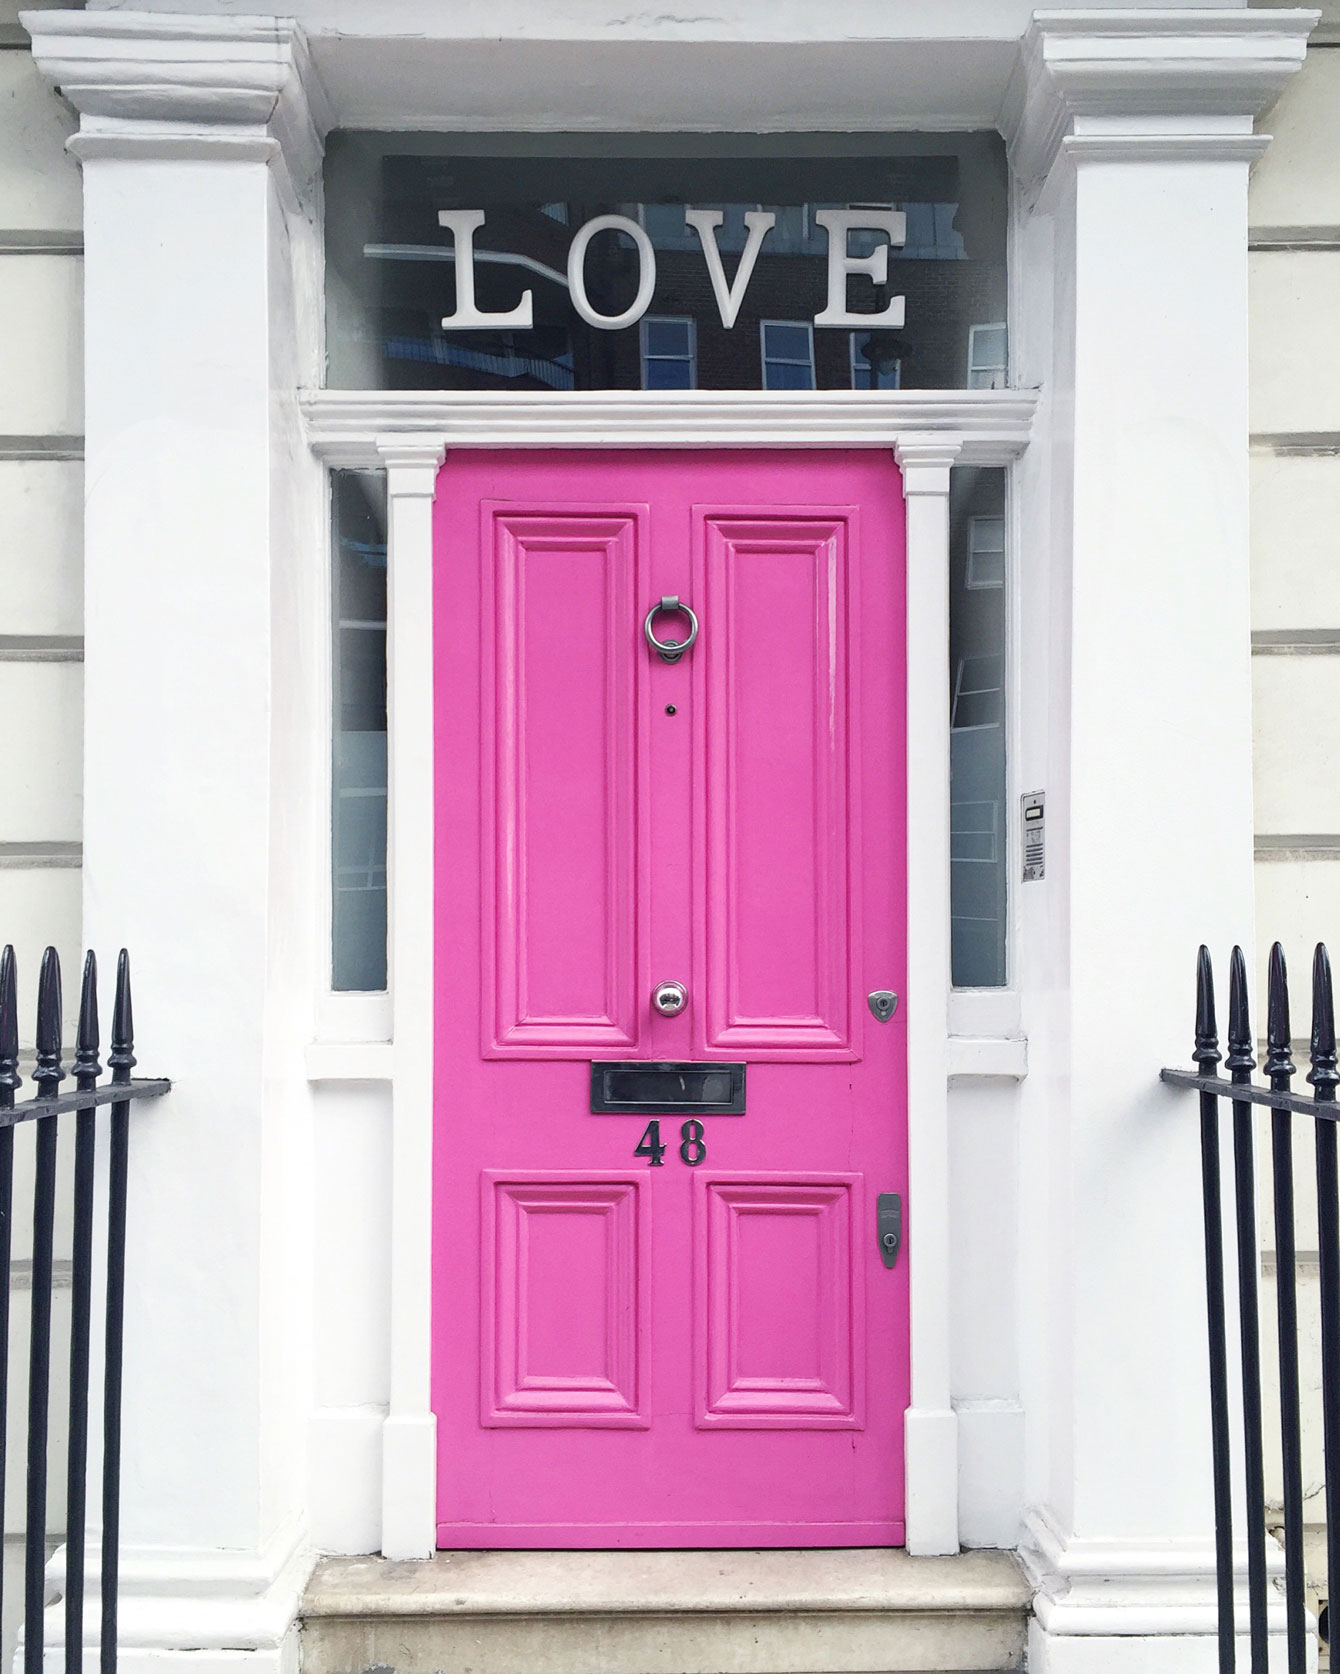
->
[324, 134, 1007, 392]
[949, 467, 1007, 988]
[332, 471, 389, 992]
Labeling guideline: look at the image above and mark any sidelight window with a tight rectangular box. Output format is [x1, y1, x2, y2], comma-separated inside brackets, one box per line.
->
[331, 471, 389, 993]
[949, 468, 1008, 989]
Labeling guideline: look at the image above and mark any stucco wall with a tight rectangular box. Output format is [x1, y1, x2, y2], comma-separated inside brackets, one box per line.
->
[1250, 0, 1340, 1644]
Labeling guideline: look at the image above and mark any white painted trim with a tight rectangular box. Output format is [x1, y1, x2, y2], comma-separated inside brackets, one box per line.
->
[947, 1035, 1028, 1080]
[1002, 7, 1316, 195]
[305, 1037, 1024, 1085]
[378, 435, 444, 1559]
[325, 406, 1013, 1558]
[896, 432, 961, 1556]
[305, 1041, 395, 1082]
[301, 390, 1037, 467]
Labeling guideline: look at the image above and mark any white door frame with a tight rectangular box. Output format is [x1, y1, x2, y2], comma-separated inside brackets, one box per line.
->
[303, 386, 1037, 1557]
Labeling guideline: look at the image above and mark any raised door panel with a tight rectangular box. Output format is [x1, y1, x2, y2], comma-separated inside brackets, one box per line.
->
[695, 1174, 863, 1429]
[484, 508, 644, 1055]
[483, 1174, 649, 1428]
[698, 511, 859, 1058]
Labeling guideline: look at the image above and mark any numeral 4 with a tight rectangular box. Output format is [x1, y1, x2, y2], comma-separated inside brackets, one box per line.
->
[634, 1120, 667, 1167]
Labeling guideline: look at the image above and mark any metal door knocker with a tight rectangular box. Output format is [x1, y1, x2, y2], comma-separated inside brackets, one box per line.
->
[644, 596, 699, 664]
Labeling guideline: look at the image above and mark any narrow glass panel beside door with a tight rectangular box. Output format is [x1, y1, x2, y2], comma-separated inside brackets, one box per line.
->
[949, 466, 1007, 989]
[331, 470, 389, 993]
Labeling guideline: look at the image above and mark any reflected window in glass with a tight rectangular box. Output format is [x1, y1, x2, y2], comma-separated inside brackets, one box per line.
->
[641, 315, 695, 388]
[761, 320, 814, 390]
[967, 322, 1007, 389]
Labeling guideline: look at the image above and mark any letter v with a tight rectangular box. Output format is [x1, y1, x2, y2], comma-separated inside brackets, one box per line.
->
[684, 209, 776, 330]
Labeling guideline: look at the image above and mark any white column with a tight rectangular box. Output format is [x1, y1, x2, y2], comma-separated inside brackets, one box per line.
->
[1006, 11, 1314, 1670]
[24, 13, 326, 1671]
[896, 434, 961, 1556]
[377, 437, 445, 1559]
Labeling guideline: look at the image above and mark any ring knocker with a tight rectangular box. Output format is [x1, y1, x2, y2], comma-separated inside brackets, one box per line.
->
[644, 595, 699, 664]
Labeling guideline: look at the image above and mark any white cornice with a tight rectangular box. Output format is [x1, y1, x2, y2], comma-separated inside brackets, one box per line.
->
[1003, 8, 1318, 196]
[22, 10, 330, 190]
[302, 390, 1037, 469]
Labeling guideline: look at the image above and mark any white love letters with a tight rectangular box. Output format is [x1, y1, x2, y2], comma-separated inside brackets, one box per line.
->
[438, 206, 907, 334]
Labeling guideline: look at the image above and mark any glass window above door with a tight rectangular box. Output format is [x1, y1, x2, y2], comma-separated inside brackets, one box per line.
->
[324, 134, 1007, 392]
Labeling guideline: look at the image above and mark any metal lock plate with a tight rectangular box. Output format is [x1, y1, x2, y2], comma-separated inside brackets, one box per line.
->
[867, 990, 898, 1023]
[877, 1192, 902, 1269]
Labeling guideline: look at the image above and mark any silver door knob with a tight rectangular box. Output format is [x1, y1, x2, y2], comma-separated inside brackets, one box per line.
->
[652, 980, 688, 1017]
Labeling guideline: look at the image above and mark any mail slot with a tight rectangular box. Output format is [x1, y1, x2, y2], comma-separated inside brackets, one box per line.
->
[590, 1061, 746, 1115]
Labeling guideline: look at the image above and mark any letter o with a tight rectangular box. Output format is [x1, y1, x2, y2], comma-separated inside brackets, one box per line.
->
[567, 214, 657, 330]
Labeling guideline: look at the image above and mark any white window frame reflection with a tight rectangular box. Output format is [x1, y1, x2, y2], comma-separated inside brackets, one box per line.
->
[760, 319, 815, 390]
[640, 315, 697, 389]
[967, 322, 1008, 389]
[966, 514, 1006, 589]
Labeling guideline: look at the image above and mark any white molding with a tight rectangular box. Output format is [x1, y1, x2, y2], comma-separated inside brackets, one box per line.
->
[305, 1041, 395, 1082]
[1004, 8, 1317, 195]
[43, 1518, 314, 1666]
[302, 390, 1038, 468]
[1019, 1506, 1286, 1639]
[947, 1034, 1028, 1080]
[378, 433, 444, 1560]
[895, 432, 961, 1556]
[22, 10, 331, 196]
[304, 1036, 1024, 1084]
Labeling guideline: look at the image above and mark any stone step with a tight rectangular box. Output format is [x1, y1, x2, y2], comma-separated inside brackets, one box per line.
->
[300, 1547, 1032, 1674]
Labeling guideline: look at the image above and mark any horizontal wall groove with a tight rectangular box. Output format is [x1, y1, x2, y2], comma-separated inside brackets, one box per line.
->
[0, 635, 83, 663]
[1256, 834, 1340, 862]
[0, 232, 83, 256]
[1250, 433, 1340, 457]
[1249, 229, 1340, 252]
[8, 1260, 72, 1292]
[0, 841, 81, 870]
[0, 436, 83, 462]
[1252, 629, 1340, 655]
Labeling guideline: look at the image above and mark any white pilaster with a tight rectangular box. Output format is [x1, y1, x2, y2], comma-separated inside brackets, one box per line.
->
[1005, 10, 1315, 1669]
[377, 437, 445, 1560]
[896, 434, 962, 1557]
[23, 12, 328, 1671]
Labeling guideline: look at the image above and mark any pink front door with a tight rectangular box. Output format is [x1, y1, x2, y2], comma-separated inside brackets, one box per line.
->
[432, 450, 909, 1548]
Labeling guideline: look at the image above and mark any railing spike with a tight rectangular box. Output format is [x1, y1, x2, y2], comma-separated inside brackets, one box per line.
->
[0, 946, 19, 1103]
[1266, 942, 1296, 1085]
[34, 946, 64, 1099]
[1194, 945, 1221, 1071]
[1227, 944, 1255, 1076]
[73, 951, 101, 1085]
[109, 949, 135, 1082]
[1309, 943, 1338, 1101]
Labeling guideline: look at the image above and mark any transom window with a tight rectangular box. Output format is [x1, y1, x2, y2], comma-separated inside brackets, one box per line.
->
[324, 134, 1008, 392]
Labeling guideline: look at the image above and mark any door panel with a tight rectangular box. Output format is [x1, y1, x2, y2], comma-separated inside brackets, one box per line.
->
[699, 512, 858, 1057]
[696, 1174, 862, 1429]
[484, 509, 645, 1055]
[434, 450, 907, 1549]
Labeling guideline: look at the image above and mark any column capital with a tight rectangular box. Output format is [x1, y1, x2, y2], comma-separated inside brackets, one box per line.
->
[1004, 7, 1317, 194]
[894, 434, 961, 496]
[22, 10, 329, 185]
[377, 436, 447, 498]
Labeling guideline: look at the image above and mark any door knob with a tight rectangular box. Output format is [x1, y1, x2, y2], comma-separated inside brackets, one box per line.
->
[652, 980, 688, 1017]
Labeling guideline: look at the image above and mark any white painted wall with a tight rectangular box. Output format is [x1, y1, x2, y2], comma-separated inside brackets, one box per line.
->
[1249, 0, 1340, 1637]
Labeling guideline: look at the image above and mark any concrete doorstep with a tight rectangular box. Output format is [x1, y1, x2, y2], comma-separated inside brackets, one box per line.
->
[300, 1547, 1032, 1674]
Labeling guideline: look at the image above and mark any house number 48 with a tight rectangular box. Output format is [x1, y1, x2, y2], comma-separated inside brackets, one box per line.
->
[635, 1120, 707, 1167]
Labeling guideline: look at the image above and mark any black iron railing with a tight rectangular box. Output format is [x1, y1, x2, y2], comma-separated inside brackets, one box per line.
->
[1163, 942, 1340, 1674]
[0, 945, 168, 1673]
